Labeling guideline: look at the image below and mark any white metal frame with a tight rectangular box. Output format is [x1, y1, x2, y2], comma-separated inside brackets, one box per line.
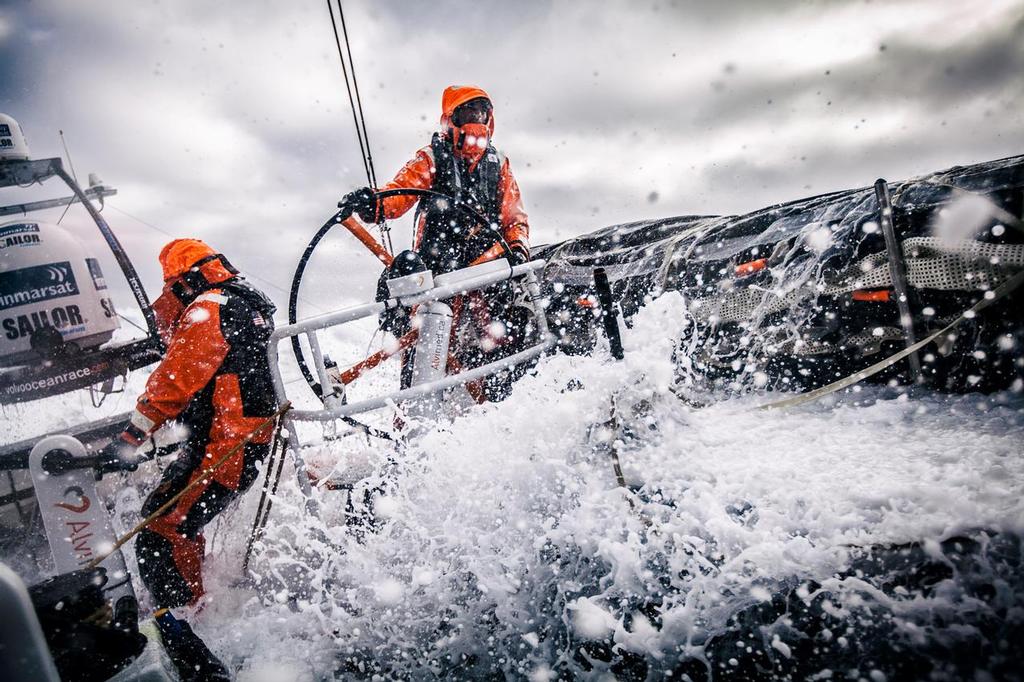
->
[268, 259, 553, 495]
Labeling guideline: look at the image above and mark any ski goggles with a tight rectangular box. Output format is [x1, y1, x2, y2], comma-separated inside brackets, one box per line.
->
[451, 98, 492, 127]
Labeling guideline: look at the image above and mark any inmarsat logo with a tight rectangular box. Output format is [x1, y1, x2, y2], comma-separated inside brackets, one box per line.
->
[0, 261, 80, 311]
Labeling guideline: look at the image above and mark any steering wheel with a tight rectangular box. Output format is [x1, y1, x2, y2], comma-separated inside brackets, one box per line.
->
[288, 188, 514, 402]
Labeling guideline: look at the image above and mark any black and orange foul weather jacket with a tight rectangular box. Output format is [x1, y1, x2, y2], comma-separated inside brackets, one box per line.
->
[126, 244, 278, 607]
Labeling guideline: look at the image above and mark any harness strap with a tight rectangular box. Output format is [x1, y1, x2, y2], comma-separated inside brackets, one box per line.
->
[423, 133, 502, 226]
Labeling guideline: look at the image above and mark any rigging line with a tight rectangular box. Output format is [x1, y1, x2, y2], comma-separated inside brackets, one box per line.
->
[106, 204, 331, 315]
[106, 205, 173, 236]
[339, 0, 394, 254]
[116, 311, 151, 335]
[55, 196, 74, 225]
[329, 0, 393, 254]
[55, 130, 80, 225]
[326, 0, 372, 187]
[337, 0, 377, 189]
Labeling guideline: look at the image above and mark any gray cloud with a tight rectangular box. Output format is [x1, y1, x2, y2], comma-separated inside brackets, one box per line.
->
[1, 0, 1021, 312]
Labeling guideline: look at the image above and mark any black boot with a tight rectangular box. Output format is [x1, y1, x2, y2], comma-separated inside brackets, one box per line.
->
[112, 595, 140, 634]
[155, 610, 231, 681]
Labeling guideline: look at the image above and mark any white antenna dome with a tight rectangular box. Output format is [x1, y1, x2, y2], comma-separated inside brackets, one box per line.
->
[0, 113, 31, 162]
[0, 220, 120, 366]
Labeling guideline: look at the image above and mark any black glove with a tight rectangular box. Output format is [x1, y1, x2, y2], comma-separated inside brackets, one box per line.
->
[339, 186, 379, 223]
[96, 431, 142, 475]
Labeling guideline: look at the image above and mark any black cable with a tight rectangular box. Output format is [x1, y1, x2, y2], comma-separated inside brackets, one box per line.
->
[340, 417, 394, 442]
[242, 430, 283, 575]
[337, 0, 377, 190]
[338, 0, 395, 254]
[325, 0, 372, 189]
[326, 0, 393, 254]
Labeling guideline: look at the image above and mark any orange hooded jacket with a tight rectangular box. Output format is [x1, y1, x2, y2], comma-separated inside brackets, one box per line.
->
[376, 85, 530, 260]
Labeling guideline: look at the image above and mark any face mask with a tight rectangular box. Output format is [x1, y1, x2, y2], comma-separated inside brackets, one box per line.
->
[453, 122, 490, 164]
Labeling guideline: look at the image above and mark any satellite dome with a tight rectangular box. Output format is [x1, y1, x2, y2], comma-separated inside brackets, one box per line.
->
[0, 114, 31, 162]
[0, 220, 120, 366]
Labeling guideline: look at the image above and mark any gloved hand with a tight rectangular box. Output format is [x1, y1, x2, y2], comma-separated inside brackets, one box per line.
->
[508, 242, 529, 266]
[376, 268, 411, 333]
[339, 187, 380, 223]
[96, 429, 144, 475]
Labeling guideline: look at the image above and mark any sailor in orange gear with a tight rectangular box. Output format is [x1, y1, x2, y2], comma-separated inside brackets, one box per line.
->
[101, 239, 277, 610]
[341, 84, 530, 273]
[340, 86, 533, 399]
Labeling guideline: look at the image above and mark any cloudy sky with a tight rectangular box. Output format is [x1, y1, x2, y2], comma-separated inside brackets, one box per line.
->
[1, 0, 1022, 312]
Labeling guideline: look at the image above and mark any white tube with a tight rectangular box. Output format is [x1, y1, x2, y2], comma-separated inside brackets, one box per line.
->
[406, 301, 454, 422]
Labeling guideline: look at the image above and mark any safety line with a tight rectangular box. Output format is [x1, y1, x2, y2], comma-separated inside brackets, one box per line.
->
[106, 204, 330, 315]
[241, 428, 286, 576]
[758, 269, 1024, 410]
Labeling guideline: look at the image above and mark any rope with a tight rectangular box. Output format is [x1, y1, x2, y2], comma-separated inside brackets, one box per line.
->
[326, 0, 371, 186]
[758, 269, 1024, 410]
[604, 397, 653, 528]
[107, 204, 330, 315]
[324, 0, 392, 254]
[241, 428, 288, 576]
[85, 402, 291, 570]
[337, 1, 377, 191]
